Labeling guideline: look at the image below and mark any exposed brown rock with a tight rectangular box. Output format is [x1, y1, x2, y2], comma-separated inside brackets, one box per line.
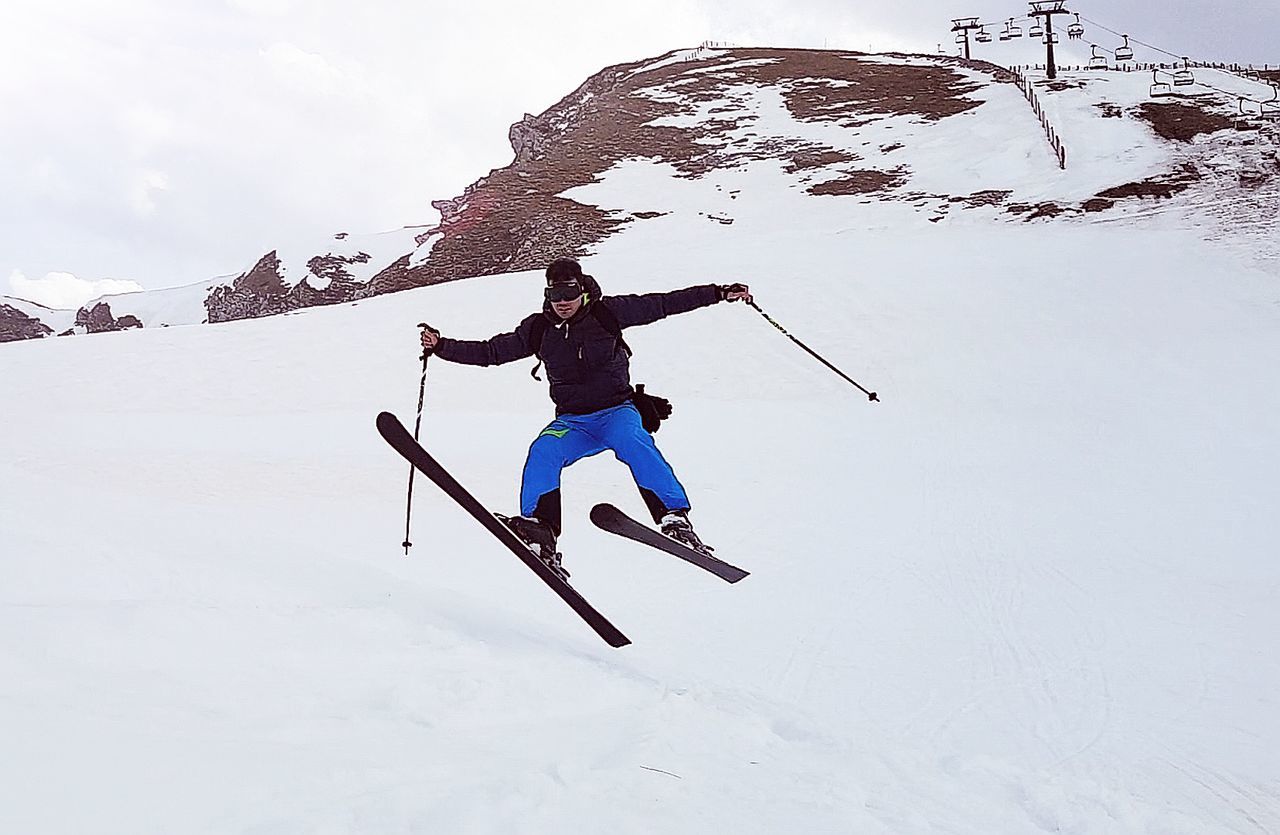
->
[808, 169, 907, 195]
[1007, 202, 1071, 220]
[1136, 101, 1234, 142]
[1096, 164, 1201, 201]
[204, 247, 378, 323]
[784, 148, 860, 173]
[75, 302, 142, 334]
[0, 303, 52, 341]
[953, 190, 1011, 207]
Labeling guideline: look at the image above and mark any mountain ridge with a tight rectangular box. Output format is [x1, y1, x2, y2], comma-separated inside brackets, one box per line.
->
[4, 46, 1277, 343]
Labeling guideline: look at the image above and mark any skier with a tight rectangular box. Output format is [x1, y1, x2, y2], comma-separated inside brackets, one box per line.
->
[420, 257, 751, 576]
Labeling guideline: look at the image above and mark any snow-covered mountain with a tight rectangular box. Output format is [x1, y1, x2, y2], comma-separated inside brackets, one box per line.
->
[3, 48, 1279, 833]
[5, 48, 1278, 342]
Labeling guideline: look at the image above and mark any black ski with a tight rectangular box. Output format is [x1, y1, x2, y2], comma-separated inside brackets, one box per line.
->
[376, 412, 630, 648]
[590, 503, 750, 583]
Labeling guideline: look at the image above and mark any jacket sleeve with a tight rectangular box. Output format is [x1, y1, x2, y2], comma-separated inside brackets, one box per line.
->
[604, 284, 721, 328]
[433, 314, 541, 366]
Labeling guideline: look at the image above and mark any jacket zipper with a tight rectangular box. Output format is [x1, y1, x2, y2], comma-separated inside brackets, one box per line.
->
[566, 321, 581, 360]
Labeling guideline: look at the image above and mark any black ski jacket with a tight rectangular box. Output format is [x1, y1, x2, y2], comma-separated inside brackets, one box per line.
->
[433, 284, 721, 415]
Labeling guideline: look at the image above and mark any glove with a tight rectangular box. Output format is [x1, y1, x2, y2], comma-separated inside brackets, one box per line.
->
[717, 282, 752, 302]
[631, 384, 673, 433]
[419, 323, 441, 356]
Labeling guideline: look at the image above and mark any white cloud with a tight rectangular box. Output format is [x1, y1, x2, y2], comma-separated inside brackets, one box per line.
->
[8, 270, 144, 310]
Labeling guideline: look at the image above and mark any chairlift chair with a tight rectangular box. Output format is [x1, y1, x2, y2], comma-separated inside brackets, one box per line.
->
[1028, 21, 1045, 38]
[1150, 69, 1175, 98]
[1088, 45, 1109, 70]
[1235, 98, 1263, 129]
[1239, 97, 1263, 117]
[1008, 19, 1024, 38]
[1115, 35, 1134, 62]
[1044, 32, 1059, 45]
[1000, 22, 1013, 42]
[1172, 58, 1195, 86]
[1067, 14, 1085, 39]
[976, 27, 992, 44]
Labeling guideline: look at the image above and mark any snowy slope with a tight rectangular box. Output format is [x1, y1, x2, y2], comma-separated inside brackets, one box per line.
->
[4, 58, 1280, 834]
[80, 279, 223, 327]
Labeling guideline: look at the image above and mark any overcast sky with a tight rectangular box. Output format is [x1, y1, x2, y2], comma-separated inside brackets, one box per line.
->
[4, 0, 1277, 307]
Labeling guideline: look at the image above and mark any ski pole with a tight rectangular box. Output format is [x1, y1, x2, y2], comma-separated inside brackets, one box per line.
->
[746, 299, 879, 402]
[403, 324, 433, 554]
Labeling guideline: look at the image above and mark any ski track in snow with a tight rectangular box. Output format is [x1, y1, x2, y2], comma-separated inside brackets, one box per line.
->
[4, 58, 1280, 834]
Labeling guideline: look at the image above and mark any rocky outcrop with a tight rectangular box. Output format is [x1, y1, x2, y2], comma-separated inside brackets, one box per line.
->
[1, 303, 53, 341]
[75, 302, 143, 333]
[204, 249, 377, 323]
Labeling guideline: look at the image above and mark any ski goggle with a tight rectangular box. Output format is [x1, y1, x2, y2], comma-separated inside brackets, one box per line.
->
[545, 282, 583, 303]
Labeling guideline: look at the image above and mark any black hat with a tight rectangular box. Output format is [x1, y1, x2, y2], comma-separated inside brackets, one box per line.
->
[545, 257, 584, 285]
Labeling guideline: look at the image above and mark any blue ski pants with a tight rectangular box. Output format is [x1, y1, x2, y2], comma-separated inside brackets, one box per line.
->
[520, 402, 690, 519]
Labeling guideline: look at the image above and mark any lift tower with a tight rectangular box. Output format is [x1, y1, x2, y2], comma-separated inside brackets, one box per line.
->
[1029, 1, 1074, 79]
[951, 17, 983, 60]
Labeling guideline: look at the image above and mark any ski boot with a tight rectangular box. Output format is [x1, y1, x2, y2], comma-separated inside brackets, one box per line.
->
[659, 510, 714, 556]
[497, 514, 570, 581]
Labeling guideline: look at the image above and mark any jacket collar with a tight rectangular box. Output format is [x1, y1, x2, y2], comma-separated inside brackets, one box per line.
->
[542, 298, 592, 327]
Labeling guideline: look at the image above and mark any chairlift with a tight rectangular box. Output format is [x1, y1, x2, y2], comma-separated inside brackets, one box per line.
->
[1028, 21, 1045, 38]
[1007, 19, 1024, 39]
[1067, 13, 1085, 39]
[976, 27, 992, 44]
[1115, 35, 1134, 62]
[1088, 45, 1109, 70]
[1150, 69, 1175, 97]
[1239, 97, 1263, 117]
[1235, 98, 1263, 129]
[1171, 57, 1195, 86]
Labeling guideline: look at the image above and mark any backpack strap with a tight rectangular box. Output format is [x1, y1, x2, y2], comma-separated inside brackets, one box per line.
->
[528, 315, 552, 380]
[591, 300, 632, 358]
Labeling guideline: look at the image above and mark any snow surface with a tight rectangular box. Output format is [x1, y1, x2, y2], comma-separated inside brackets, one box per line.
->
[4, 57, 1280, 834]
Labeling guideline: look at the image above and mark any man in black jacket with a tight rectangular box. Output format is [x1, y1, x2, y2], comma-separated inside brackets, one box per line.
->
[420, 257, 750, 575]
